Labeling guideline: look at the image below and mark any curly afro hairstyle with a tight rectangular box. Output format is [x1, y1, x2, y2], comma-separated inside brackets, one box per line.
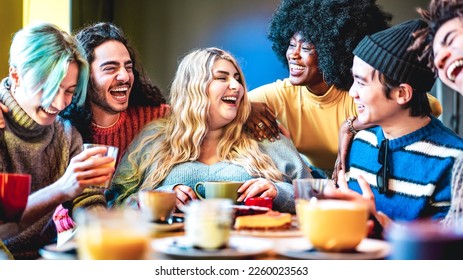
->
[413, 0, 463, 73]
[268, 0, 392, 90]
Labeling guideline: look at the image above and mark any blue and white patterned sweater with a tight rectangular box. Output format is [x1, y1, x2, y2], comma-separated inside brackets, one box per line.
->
[346, 116, 463, 221]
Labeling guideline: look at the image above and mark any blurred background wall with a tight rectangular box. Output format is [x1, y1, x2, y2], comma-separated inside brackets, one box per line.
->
[0, 0, 460, 135]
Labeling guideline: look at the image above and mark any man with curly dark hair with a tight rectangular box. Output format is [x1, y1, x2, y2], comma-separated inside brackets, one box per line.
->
[52, 22, 170, 244]
[60, 22, 170, 157]
[246, 0, 442, 178]
[413, 0, 463, 228]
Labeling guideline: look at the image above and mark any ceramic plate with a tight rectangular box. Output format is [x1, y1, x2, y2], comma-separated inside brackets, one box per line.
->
[39, 242, 77, 260]
[151, 236, 273, 259]
[275, 237, 391, 260]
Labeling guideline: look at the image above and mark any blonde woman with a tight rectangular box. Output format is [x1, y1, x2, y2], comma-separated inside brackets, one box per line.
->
[106, 47, 311, 213]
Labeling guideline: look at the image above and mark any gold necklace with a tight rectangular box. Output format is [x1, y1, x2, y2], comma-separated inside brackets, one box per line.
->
[92, 114, 120, 129]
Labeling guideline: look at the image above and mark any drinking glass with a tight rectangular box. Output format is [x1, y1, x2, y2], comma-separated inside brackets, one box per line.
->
[184, 199, 233, 250]
[82, 143, 118, 188]
[75, 208, 149, 260]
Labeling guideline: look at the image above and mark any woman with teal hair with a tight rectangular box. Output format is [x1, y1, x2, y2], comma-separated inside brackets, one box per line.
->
[0, 22, 116, 259]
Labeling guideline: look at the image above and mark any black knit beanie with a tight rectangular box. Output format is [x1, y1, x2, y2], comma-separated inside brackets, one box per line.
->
[353, 19, 435, 92]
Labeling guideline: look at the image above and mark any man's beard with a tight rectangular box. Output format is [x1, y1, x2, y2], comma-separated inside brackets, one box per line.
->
[89, 87, 128, 114]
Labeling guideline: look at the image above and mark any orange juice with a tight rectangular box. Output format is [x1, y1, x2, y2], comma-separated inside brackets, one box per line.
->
[93, 160, 116, 188]
[77, 226, 149, 260]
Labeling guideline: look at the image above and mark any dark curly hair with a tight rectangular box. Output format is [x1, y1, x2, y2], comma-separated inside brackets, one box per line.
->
[268, 0, 392, 90]
[412, 0, 463, 72]
[60, 22, 166, 141]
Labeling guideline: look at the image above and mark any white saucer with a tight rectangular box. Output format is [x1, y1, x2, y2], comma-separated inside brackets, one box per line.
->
[39, 242, 77, 260]
[151, 236, 273, 259]
[275, 237, 391, 260]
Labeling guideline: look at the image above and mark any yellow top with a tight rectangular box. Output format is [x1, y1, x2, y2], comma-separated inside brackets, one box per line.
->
[248, 78, 442, 171]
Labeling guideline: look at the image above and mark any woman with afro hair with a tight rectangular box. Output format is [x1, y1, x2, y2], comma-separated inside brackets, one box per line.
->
[246, 0, 442, 178]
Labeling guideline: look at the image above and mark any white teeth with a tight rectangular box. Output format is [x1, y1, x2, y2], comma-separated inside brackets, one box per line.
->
[290, 64, 305, 70]
[41, 107, 59, 115]
[446, 60, 463, 82]
[222, 96, 237, 102]
[110, 87, 128, 92]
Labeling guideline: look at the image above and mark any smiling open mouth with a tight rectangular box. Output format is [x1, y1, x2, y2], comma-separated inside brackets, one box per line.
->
[222, 96, 237, 105]
[40, 107, 59, 115]
[447, 59, 463, 82]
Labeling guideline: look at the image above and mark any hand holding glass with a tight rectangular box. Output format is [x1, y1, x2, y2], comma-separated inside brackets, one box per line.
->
[83, 143, 118, 189]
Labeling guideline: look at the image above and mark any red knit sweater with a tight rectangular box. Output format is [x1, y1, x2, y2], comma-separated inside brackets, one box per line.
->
[91, 104, 170, 163]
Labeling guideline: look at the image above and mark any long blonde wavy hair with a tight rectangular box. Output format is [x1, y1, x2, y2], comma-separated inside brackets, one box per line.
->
[122, 47, 284, 194]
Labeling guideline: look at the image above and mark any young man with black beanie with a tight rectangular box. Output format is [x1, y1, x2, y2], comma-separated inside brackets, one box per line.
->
[340, 19, 463, 228]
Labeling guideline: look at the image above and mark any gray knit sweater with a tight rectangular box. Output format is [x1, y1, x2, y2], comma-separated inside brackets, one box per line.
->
[106, 122, 312, 213]
[0, 79, 83, 259]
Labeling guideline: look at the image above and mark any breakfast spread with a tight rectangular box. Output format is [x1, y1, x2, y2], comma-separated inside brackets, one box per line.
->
[234, 210, 292, 231]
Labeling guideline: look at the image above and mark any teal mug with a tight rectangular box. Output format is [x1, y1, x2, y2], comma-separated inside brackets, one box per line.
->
[194, 181, 243, 203]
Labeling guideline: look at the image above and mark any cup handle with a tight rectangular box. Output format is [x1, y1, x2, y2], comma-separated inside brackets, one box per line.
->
[194, 182, 205, 200]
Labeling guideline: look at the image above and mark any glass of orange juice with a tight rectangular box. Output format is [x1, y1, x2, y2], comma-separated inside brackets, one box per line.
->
[83, 143, 118, 188]
[75, 208, 150, 260]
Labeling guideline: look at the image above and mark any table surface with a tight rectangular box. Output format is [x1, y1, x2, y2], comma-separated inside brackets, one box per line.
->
[40, 220, 391, 260]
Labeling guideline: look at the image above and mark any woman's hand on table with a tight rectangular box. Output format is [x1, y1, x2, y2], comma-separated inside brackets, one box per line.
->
[236, 178, 277, 203]
[173, 184, 198, 212]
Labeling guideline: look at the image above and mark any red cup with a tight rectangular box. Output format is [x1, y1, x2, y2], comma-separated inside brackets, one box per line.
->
[245, 197, 273, 209]
[0, 173, 31, 222]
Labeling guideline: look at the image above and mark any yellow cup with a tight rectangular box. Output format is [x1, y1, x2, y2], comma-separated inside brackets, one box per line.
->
[75, 209, 149, 260]
[300, 199, 368, 252]
[293, 178, 334, 233]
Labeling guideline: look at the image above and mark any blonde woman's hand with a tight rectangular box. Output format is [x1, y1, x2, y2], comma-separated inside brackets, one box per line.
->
[237, 178, 277, 203]
[56, 146, 115, 200]
[173, 184, 198, 212]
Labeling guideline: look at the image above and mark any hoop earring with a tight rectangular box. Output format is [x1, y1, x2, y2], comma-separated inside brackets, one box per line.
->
[322, 72, 327, 83]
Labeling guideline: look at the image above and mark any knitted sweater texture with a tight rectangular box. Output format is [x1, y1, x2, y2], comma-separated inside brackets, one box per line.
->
[0, 79, 82, 259]
[346, 116, 463, 221]
[91, 104, 170, 163]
